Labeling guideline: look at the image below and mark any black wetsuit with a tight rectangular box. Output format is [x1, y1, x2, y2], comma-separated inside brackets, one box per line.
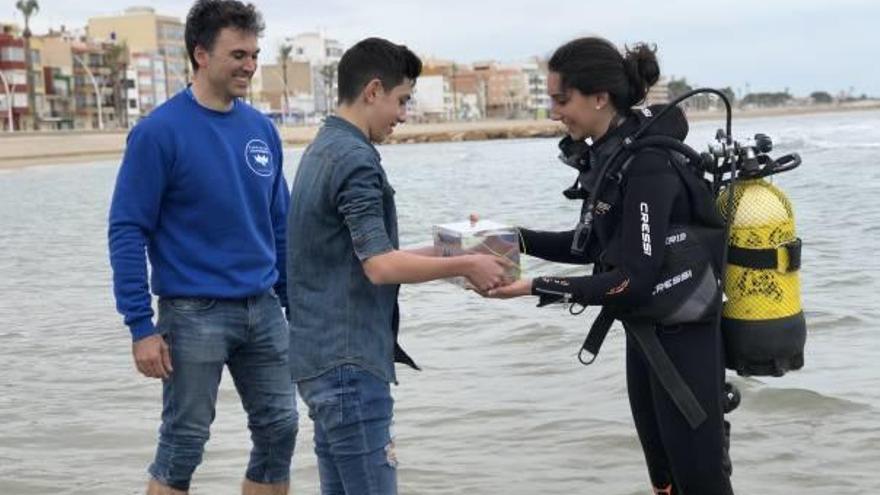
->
[521, 111, 733, 495]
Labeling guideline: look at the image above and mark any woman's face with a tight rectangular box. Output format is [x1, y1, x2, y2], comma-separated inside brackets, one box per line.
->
[547, 71, 610, 141]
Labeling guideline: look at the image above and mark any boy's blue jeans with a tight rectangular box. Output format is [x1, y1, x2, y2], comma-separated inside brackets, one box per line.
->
[297, 365, 397, 495]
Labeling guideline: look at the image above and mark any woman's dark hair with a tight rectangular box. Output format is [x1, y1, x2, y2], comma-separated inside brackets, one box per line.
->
[337, 37, 422, 104]
[548, 37, 660, 111]
[185, 0, 265, 71]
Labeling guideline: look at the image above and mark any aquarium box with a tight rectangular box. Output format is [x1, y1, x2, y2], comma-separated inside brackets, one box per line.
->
[432, 219, 521, 288]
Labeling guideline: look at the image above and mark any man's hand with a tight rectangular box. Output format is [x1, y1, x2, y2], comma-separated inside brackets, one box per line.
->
[463, 254, 514, 292]
[485, 278, 533, 299]
[132, 334, 173, 380]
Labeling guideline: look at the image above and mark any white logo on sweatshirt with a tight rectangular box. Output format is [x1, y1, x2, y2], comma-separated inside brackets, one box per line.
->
[245, 139, 273, 177]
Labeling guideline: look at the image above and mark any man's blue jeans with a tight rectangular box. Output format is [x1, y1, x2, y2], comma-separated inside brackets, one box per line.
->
[297, 365, 397, 495]
[149, 291, 298, 491]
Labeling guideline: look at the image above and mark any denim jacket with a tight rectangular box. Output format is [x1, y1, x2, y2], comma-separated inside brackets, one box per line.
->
[287, 116, 418, 383]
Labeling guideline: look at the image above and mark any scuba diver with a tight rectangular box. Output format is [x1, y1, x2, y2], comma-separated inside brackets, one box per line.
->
[485, 37, 735, 494]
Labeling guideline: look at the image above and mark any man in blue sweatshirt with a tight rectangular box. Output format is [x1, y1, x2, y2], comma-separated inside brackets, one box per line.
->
[108, 1, 296, 494]
[287, 38, 511, 495]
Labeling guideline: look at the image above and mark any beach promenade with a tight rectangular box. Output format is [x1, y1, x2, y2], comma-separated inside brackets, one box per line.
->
[1, 102, 878, 170]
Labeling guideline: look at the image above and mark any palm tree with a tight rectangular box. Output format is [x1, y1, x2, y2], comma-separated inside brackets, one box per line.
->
[104, 42, 129, 128]
[318, 61, 337, 115]
[15, 0, 39, 130]
[450, 63, 458, 120]
[278, 43, 292, 125]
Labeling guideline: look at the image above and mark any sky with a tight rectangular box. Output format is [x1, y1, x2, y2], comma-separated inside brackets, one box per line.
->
[6, 0, 879, 97]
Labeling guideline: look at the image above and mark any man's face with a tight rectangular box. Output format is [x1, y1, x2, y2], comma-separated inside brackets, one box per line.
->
[195, 27, 259, 100]
[368, 78, 414, 143]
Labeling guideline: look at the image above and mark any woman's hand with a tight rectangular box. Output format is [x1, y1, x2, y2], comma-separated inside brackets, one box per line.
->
[485, 278, 533, 299]
[462, 254, 514, 292]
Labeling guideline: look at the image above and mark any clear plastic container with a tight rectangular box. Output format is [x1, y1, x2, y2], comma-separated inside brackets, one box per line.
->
[432, 219, 521, 288]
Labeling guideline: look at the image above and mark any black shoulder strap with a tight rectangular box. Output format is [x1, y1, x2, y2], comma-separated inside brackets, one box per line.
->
[666, 153, 725, 229]
[578, 307, 615, 364]
[625, 321, 708, 429]
[579, 307, 708, 429]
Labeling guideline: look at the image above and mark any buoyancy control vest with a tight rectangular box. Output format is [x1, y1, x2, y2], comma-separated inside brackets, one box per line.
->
[561, 106, 727, 327]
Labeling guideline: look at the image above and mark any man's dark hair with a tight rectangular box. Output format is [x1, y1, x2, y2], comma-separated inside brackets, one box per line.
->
[337, 37, 422, 104]
[184, 0, 265, 71]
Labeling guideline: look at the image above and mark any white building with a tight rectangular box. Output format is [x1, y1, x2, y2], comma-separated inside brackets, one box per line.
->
[284, 32, 344, 115]
[287, 32, 344, 63]
[519, 61, 550, 118]
[413, 74, 452, 121]
[87, 7, 188, 121]
[131, 52, 167, 116]
[124, 66, 141, 125]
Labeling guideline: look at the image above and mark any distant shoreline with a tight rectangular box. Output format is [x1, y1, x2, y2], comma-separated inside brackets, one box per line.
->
[2, 102, 878, 170]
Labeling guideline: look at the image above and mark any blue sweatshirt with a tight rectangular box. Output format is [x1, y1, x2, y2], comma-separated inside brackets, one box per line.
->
[108, 90, 290, 341]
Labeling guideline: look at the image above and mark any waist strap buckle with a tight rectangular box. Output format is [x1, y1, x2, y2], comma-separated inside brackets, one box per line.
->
[778, 237, 802, 273]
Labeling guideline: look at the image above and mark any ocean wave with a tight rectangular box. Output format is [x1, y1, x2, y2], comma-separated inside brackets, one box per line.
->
[744, 387, 872, 416]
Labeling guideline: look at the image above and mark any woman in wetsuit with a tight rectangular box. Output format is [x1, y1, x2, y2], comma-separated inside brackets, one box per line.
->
[486, 37, 734, 495]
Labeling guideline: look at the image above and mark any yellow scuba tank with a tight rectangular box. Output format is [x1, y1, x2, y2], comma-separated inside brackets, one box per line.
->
[717, 178, 806, 376]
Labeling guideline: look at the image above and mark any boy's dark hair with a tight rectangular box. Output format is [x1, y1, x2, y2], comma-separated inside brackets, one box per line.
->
[185, 0, 265, 71]
[337, 37, 422, 104]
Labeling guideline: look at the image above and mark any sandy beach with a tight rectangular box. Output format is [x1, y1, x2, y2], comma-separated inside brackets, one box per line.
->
[1, 102, 878, 170]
